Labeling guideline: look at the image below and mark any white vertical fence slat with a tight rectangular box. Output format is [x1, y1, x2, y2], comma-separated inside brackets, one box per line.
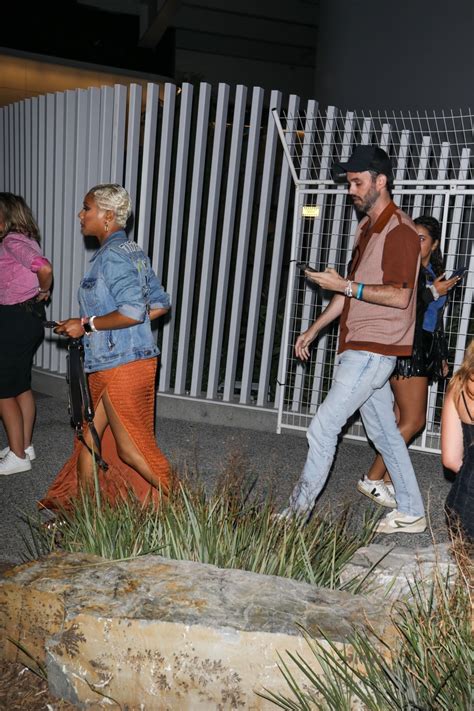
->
[151, 82, 176, 282]
[159, 83, 194, 391]
[111, 85, 127, 183]
[98, 86, 114, 183]
[123, 83, 142, 242]
[136, 83, 160, 252]
[261, 93, 300, 409]
[13, 103, 20, 194]
[431, 142, 451, 219]
[223, 86, 265, 402]
[24, 100, 32, 205]
[7, 105, 14, 191]
[18, 101, 25, 197]
[190, 82, 230, 398]
[206, 84, 248, 399]
[412, 135, 431, 215]
[30, 99, 39, 220]
[49, 92, 65, 373]
[174, 82, 212, 395]
[240, 89, 282, 404]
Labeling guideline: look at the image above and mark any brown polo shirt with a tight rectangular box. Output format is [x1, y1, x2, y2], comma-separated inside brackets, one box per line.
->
[338, 201, 420, 356]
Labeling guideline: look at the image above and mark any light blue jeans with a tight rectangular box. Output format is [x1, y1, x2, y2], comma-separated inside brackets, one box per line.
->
[289, 349, 425, 517]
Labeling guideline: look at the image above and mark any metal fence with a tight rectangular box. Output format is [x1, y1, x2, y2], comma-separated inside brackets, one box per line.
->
[1, 88, 473, 451]
[0, 82, 298, 411]
[274, 108, 474, 451]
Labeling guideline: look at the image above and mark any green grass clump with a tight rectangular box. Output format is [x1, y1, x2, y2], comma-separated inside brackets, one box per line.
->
[259, 550, 473, 710]
[27, 474, 378, 590]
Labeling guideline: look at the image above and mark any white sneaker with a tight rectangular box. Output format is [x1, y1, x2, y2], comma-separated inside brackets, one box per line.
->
[386, 482, 395, 497]
[357, 477, 396, 508]
[0, 445, 36, 461]
[0, 451, 32, 476]
[25, 445, 36, 461]
[376, 509, 427, 534]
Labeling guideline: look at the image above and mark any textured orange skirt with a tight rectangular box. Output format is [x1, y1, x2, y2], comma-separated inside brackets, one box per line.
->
[40, 358, 170, 512]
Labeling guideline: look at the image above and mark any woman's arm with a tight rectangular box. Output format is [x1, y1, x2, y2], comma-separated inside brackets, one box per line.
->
[441, 388, 464, 473]
[55, 311, 140, 339]
[149, 306, 169, 321]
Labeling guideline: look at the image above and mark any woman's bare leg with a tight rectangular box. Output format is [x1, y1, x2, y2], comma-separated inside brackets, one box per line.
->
[101, 390, 165, 489]
[0, 397, 26, 457]
[16, 390, 36, 448]
[366, 376, 429, 482]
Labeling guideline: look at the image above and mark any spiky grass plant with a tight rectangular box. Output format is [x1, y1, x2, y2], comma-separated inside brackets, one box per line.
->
[259, 550, 473, 710]
[26, 473, 379, 590]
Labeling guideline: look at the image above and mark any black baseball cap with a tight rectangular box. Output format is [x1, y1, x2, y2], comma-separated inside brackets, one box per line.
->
[332, 145, 393, 183]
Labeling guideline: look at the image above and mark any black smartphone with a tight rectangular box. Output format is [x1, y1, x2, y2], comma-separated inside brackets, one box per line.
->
[43, 320, 59, 328]
[296, 262, 318, 273]
[448, 266, 468, 280]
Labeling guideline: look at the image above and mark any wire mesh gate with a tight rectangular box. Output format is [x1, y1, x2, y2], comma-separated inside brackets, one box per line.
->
[273, 107, 474, 452]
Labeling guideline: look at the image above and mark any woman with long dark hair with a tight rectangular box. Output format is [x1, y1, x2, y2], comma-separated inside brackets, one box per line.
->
[357, 215, 460, 506]
[0, 193, 53, 475]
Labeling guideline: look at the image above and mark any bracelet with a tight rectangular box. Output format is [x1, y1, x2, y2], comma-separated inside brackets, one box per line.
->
[356, 282, 365, 300]
[428, 284, 440, 301]
[38, 287, 50, 294]
[344, 280, 353, 298]
[89, 315, 98, 332]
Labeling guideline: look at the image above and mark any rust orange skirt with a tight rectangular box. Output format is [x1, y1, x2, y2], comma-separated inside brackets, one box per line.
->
[40, 358, 170, 512]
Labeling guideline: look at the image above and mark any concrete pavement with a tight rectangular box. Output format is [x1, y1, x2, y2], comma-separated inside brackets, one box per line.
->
[0, 389, 454, 565]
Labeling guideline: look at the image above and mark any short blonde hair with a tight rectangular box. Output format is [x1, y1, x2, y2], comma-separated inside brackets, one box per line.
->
[88, 184, 132, 228]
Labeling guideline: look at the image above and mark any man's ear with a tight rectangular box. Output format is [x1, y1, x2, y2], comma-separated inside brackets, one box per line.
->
[376, 173, 388, 190]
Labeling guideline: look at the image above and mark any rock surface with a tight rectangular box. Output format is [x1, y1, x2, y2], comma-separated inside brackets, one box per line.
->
[339, 542, 455, 599]
[1, 552, 394, 709]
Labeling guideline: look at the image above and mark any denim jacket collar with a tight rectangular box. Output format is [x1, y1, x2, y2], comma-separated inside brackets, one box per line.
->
[89, 230, 127, 263]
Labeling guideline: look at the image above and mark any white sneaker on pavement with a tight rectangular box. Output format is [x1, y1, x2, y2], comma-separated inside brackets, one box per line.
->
[0, 445, 36, 461]
[357, 477, 396, 508]
[376, 509, 427, 534]
[0, 451, 32, 476]
[25, 445, 36, 461]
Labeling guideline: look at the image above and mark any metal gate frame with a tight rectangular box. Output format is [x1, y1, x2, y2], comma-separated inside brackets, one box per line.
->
[273, 107, 474, 452]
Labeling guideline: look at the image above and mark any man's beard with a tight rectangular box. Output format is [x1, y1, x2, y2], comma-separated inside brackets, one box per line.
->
[352, 185, 380, 214]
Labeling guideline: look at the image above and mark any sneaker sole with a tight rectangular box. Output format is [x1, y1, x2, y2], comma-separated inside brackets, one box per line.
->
[0, 463, 32, 476]
[356, 481, 396, 508]
[376, 519, 427, 534]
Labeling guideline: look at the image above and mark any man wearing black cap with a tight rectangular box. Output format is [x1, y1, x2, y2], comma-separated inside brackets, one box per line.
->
[283, 145, 426, 534]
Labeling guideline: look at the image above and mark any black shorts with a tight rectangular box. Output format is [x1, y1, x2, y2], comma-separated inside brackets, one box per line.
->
[0, 300, 45, 398]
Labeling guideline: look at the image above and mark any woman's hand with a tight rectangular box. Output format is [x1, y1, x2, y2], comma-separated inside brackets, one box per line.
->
[295, 328, 318, 361]
[36, 289, 51, 303]
[54, 318, 84, 338]
[441, 359, 449, 378]
[433, 273, 460, 297]
[304, 267, 347, 293]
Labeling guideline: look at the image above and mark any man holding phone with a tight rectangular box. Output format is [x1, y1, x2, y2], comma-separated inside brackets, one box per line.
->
[282, 145, 426, 534]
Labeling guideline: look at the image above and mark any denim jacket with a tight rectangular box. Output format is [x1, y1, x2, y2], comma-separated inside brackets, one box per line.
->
[78, 230, 170, 372]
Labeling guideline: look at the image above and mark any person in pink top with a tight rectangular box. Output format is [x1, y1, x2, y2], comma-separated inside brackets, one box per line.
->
[0, 193, 53, 475]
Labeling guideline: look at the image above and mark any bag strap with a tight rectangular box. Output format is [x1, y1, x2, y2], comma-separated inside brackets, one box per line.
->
[67, 339, 108, 471]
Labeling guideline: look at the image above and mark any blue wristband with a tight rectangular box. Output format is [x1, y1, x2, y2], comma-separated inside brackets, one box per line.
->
[356, 282, 364, 300]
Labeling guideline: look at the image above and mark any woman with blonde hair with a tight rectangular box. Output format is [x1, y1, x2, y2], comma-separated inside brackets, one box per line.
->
[41, 184, 170, 509]
[0, 193, 53, 475]
[441, 339, 474, 539]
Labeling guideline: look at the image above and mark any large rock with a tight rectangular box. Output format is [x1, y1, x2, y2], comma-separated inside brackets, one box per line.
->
[339, 542, 455, 599]
[0, 552, 395, 709]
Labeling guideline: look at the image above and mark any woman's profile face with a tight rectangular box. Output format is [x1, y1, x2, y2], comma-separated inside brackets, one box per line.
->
[78, 193, 105, 237]
[417, 225, 437, 263]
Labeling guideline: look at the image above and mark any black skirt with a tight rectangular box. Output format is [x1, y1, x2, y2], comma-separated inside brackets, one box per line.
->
[393, 329, 447, 381]
[0, 299, 45, 398]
